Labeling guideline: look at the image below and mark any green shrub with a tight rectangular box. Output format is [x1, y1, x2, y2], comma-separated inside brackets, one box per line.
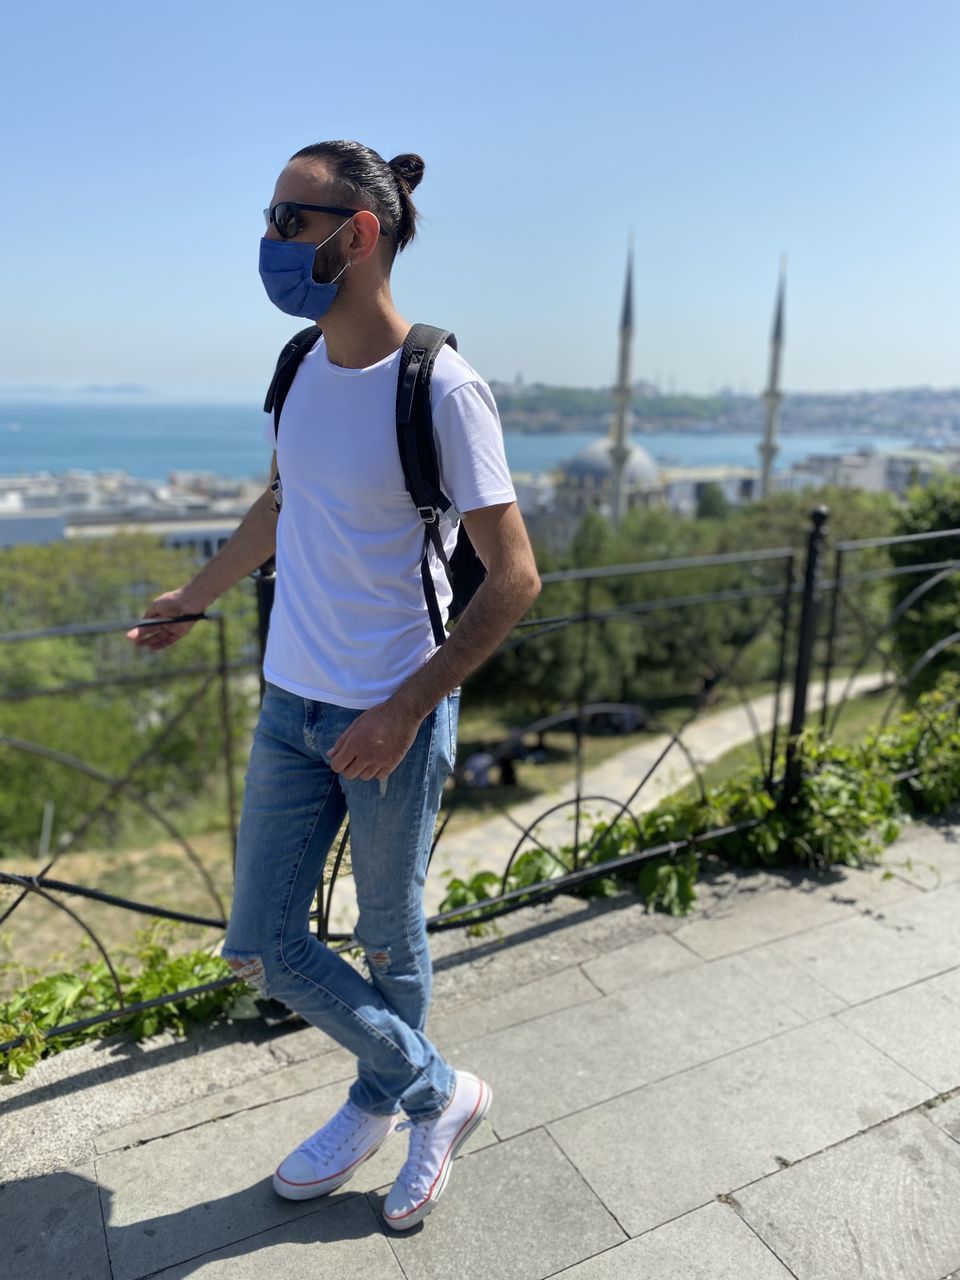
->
[438, 674, 960, 930]
[0, 919, 251, 1082]
[869, 674, 960, 814]
[890, 478, 960, 697]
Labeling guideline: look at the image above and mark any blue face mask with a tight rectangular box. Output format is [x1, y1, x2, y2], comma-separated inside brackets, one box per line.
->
[258, 218, 353, 320]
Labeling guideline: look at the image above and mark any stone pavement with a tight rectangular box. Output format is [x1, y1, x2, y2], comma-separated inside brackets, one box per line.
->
[4, 814, 960, 1279]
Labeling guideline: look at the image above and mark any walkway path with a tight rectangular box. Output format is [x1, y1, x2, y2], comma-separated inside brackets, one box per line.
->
[5, 815, 960, 1279]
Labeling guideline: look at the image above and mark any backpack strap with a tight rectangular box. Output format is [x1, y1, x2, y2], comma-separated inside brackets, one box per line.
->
[395, 324, 459, 647]
[264, 324, 324, 437]
[263, 325, 323, 509]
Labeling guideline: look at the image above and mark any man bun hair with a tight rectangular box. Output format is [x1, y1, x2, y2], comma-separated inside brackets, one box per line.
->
[389, 153, 425, 193]
[388, 153, 425, 251]
[288, 139, 423, 258]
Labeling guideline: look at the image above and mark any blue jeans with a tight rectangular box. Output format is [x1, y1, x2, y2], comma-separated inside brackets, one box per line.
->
[222, 679, 460, 1121]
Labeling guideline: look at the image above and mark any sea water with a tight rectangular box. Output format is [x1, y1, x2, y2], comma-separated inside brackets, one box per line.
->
[0, 400, 914, 481]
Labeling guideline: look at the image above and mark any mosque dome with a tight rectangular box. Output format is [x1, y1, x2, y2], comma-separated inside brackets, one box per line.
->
[558, 438, 661, 490]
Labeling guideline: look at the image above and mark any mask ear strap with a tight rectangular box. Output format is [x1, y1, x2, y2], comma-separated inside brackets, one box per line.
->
[315, 216, 354, 283]
[314, 215, 354, 249]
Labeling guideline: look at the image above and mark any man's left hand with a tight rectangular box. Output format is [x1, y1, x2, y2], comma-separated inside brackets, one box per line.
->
[327, 700, 422, 781]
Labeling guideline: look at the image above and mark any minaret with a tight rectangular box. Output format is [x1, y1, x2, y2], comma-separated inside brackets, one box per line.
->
[758, 257, 786, 499]
[609, 240, 634, 528]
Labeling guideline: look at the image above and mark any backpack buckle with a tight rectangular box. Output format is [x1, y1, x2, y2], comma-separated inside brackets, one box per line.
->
[417, 505, 440, 524]
[270, 475, 283, 511]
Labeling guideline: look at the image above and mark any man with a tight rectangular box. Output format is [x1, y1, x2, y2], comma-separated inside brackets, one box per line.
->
[127, 139, 541, 1230]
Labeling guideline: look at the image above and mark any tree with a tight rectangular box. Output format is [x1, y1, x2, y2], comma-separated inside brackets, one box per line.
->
[696, 482, 730, 521]
[0, 534, 259, 856]
[890, 476, 960, 697]
[464, 488, 900, 726]
[570, 509, 615, 568]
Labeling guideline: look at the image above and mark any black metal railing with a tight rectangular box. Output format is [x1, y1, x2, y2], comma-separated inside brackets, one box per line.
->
[3, 511, 958, 1054]
[817, 521, 960, 783]
[0, 609, 257, 1051]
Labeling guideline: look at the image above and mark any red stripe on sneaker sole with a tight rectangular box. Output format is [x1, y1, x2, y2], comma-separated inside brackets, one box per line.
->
[384, 1079, 491, 1224]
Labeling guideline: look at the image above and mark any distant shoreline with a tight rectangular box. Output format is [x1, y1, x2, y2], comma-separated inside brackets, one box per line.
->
[500, 421, 915, 437]
[0, 398, 943, 483]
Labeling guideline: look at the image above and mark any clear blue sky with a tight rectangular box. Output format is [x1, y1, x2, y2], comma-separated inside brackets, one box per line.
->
[1, 0, 956, 401]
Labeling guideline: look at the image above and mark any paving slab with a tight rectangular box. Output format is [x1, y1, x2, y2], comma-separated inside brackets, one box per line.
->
[428, 964, 601, 1045]
[668, 859, 917, 961]
[379, 1128, 625, 1280]
[582, 928, 847, 1023]
[547, 1017, 932, 1237]
[836, 965, 960, 1094]
[95, 1076, 496, 1280]
[721, 943, 849, 1020]
[447, 952, 806, 1138]
[427, 889, 667, 1009]
[0, 1162, 111, 1280]
[554, 1200, 794, 1279]
[734, 1111, 960, 1280]
[923, 1092, 960, 1143]
[0, 1020, 307, 1180]
[765, 879, 960, 1003]
[94, 1048, 357, 1155]
[579, 931, 703, 994]
[149, 1194, 404, 1280]
[93, 966, 600, 1157]
[881, 819, 960, 891]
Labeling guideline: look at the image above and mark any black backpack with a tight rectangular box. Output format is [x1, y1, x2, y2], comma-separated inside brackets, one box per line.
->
[263, 323, 487, 647]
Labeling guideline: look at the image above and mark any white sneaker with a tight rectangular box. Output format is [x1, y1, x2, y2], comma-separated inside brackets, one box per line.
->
[273, 1098, 398, 1200]
[382, 1070, 492, 1230]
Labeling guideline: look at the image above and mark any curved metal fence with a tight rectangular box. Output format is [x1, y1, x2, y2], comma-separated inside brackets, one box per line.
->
[3, 510, 958, 1054]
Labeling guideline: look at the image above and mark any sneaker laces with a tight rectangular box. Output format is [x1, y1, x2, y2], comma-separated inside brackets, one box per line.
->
[395, 1117, 432, 1196]
[304, 1100, 368, 1159]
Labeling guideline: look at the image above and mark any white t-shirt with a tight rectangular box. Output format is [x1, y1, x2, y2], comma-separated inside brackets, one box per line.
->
[261, 335, 517, 709]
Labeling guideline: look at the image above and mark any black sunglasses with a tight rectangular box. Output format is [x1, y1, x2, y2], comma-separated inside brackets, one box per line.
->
[263, 200, 388, 240]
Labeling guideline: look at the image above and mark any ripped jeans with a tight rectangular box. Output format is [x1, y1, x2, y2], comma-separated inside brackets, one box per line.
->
[221, 678, 459, 1122]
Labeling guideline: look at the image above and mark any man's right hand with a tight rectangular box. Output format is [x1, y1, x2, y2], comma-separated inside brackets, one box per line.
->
[126, 587, 209, 651]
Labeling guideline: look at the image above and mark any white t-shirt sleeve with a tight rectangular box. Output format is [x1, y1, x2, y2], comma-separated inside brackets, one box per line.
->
[433, 380, 517, 515]
[263, 410, 277, 450]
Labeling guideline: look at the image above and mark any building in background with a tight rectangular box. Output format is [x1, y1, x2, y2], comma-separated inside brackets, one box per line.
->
[662, 466, 757, 516]
[774, 448, 960, 497]
[0, 469, 260, 555]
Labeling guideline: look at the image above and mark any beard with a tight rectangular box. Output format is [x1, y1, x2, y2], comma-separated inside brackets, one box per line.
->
[311, 237, 349, 287]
